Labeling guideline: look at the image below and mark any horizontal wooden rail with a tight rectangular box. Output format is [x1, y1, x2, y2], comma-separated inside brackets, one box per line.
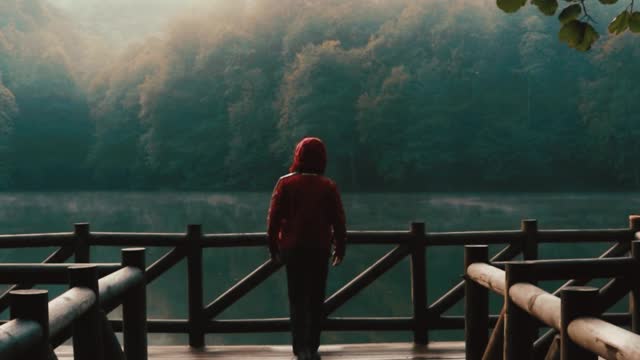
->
[108, 318, 417, 333]
[0, 319, 42, 359]
[537, 229, 633, 243]
[204, 318, 417, 333]
[98, 267, 145, 313]
[466, 263, 506, 295]
[568, 317, 640, 359]
[0, 263, 121, 284]
[91, 233, 183, 247]
[0, 225, 633, 248]
[493, 257, 636, 280]
[0, 233, 73, 248]
[509, 282, 561, 330]
[106, 313, 638, 334]
[428, 230, 523, 245]
[105, 313, 640, 334]
[48, 287, 96, 339]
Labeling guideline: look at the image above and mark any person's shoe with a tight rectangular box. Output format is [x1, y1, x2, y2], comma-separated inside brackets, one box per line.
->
[310, 351, 321, 360]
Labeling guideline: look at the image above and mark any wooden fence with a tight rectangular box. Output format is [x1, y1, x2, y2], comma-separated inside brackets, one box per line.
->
[465, 219, 640, 360]
[0, 216, 639, 359]
[0, 248, 147, 360]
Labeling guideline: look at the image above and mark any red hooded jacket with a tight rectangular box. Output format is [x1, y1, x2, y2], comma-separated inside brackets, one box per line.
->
[267, 137, 346, 257]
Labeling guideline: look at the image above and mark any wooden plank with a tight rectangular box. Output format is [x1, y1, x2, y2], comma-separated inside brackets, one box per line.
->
[55, 342, 465, 359]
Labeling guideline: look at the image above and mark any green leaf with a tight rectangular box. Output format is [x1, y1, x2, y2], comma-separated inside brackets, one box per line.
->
[559, 20, 585, 47]
[575, 23, 600, 51]
[608, 10, 630, 35]
[559, 20, 600, 51]
[558, 4, 582, 24]
[599, 0, 618, 4]
[533, 0, 559, 16]
[497, 0, 527, 13]
[630, 12, 640, 33]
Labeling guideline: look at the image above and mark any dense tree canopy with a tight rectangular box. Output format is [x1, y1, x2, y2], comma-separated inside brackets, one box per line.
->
[0, 0, 638, 191]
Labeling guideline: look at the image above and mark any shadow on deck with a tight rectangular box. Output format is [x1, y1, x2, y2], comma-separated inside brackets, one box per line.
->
[56, 342, 465, 359]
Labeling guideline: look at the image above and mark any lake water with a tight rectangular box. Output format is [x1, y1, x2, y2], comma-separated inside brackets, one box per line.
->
[0, 192, 637, 344]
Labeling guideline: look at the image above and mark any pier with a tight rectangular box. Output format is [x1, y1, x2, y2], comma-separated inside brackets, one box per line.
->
[1, 217, 640, 359]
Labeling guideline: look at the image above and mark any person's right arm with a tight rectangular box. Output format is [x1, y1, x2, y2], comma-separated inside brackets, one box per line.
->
[330, 182, 346, 265]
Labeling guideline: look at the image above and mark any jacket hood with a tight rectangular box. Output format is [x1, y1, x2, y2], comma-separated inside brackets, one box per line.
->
[289, 137, 327, 174]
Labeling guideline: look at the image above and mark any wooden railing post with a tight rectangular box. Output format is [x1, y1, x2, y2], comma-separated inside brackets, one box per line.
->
[625, 215, 640, 341]
[74, 223, 90, 263]
[122, 248, 148, 360]
[504, 262, 535, 360]
[410, 222, 428, 345]
[10, 289, 50, 360]
[629, 215, 640, 237]
[521, 219, 538, 261]
[69, 265, 104, 360]
[631, 240, 640, 334]
[464, 245, 489, 360]
[560, 287, 598, 360]
[187, 224, 205, 348]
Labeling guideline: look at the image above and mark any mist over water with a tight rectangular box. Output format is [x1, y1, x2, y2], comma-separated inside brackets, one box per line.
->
[0, 192, 636, 344]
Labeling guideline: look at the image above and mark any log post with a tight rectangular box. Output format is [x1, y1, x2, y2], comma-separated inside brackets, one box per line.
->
[630, 216, 640, 335]
[504, 262, 535, 360]
[69, 265, 103, 360]
[521, 219, 538, 261]
[187, 224, 205, 348]
[122, 248, 148, 360]
[410, 222, 428, 345]
[560, 287, 598, 360]
[10, 289, 50, 360]
[74, 223, 90, 263]
[631, 240, 640, 334]
[629, 215, 640, 239]
[464, 245, 489, 360]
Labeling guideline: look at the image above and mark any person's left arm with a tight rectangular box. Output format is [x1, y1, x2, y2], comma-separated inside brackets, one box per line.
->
[267, 179, 286, 261]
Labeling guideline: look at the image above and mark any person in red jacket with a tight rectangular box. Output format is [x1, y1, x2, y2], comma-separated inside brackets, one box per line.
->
[267, 137, 346, 360]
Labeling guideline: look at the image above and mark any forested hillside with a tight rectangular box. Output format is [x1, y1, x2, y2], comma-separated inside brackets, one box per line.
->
[0, 0, 638, 191]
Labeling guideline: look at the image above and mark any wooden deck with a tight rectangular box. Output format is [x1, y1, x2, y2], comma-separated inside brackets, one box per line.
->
[55, 342, 465, 359]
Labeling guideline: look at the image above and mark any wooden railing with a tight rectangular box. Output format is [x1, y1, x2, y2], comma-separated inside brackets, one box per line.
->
[465, 237, 640, 359]
[0, 249, 147, 360]
[0, 216, 639, 358]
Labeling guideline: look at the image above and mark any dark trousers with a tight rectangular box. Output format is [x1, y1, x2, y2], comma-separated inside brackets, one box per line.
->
[284, 248, 329, 355]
